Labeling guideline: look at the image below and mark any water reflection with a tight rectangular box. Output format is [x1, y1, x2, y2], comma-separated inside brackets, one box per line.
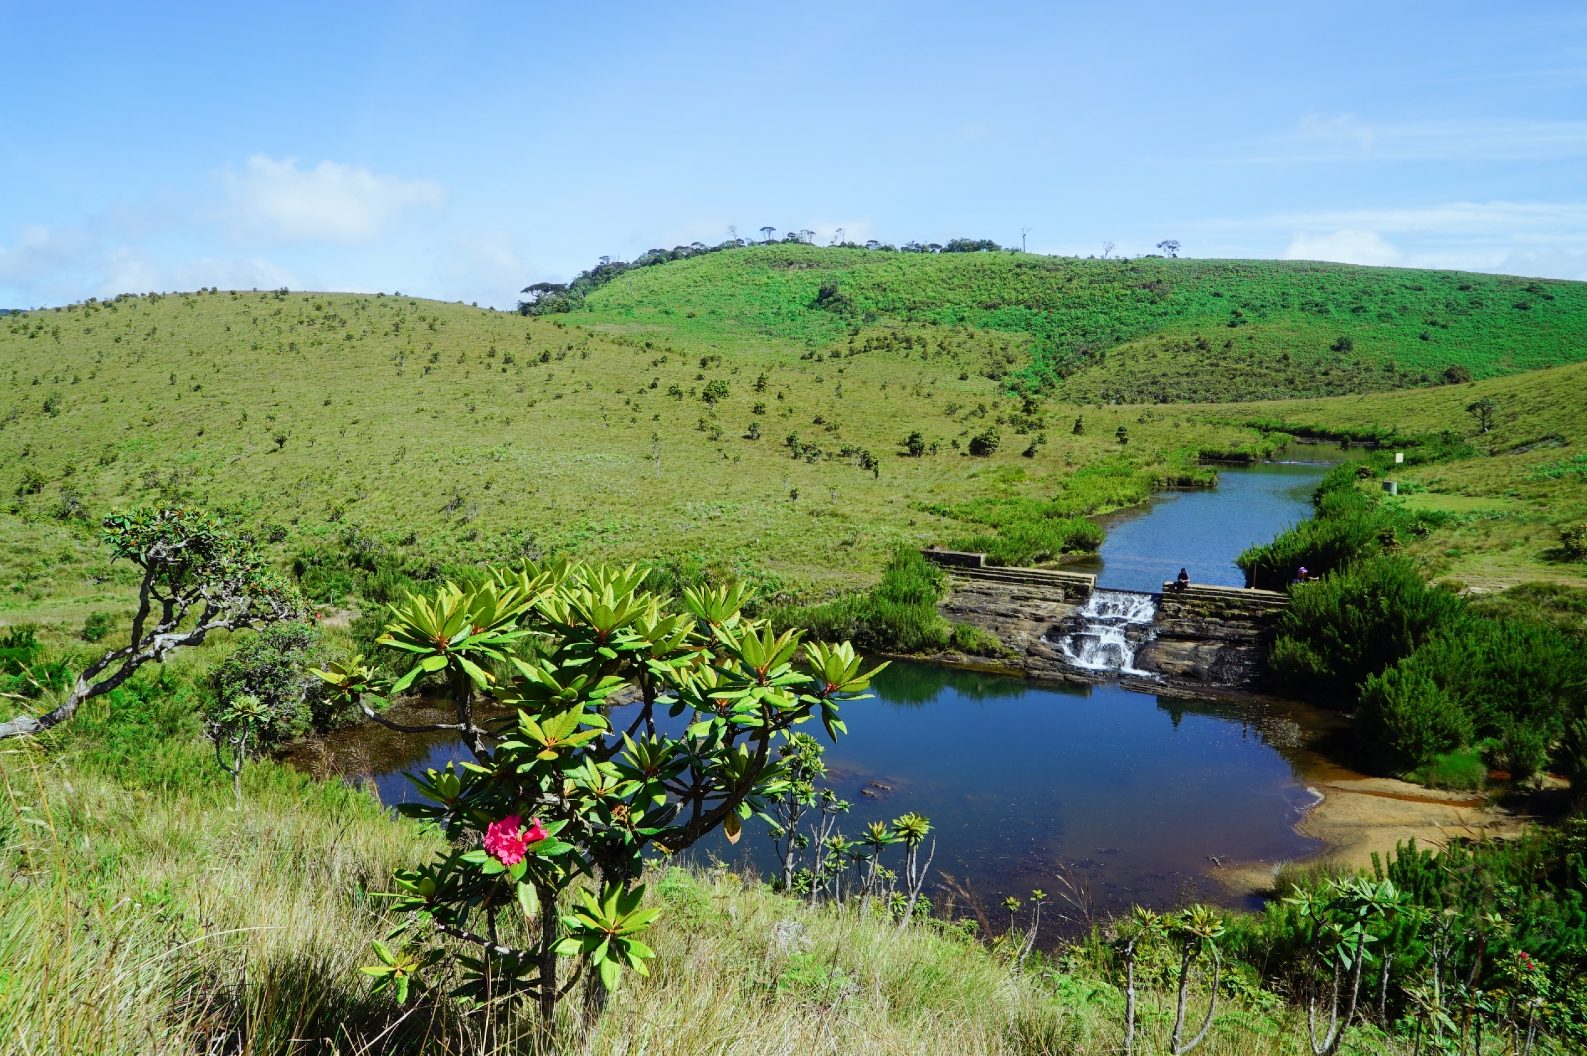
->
[284, 460, 1345, 923]
[291, 660, 1327, 920]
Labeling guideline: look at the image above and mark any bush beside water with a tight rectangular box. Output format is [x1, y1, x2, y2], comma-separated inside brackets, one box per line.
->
[1248, 448, 1587, 779]
[772, 548, 1006, 656]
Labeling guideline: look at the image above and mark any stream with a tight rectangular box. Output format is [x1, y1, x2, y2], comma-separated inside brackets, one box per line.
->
[1050, 460, 1336, 674]
[291, 460, 1346, 918]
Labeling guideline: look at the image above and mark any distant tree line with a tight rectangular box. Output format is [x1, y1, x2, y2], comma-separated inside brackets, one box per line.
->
[517, 234, 1009, 316]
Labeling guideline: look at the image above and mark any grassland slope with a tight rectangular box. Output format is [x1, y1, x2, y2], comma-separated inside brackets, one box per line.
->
[0, 287, 1289, 626]
[567, 244, 1587, 401]
[1214, 361, 1587, 593]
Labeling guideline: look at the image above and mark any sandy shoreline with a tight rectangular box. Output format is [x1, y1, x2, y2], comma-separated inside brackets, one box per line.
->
[1219, 775, 1534, 896]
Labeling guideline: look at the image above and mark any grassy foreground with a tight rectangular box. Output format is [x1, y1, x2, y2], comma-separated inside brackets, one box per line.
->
[3, 663, 1329, 1056]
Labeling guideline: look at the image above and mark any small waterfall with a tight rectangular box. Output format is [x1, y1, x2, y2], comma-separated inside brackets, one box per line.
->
[1049, 590, 1159, 675]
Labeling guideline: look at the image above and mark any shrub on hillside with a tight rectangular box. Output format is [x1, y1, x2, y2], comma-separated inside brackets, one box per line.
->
[208, 622, 338, 744]
[967, 427, 1000, 456]
[773, 548, 972, 655]
[1356, 663, 1473, 769]
[80, 611, 115, 643]
[1561, 523, 1587, 561]
[1492, 721, 1553, 782]
[1401, 618, 1585, 744]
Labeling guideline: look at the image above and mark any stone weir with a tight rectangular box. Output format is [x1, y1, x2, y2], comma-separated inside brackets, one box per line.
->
[920, 549, 1289, 691]
[1134, 582, 1290, 689]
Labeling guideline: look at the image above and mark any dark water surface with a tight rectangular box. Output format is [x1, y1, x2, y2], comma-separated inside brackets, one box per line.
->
[291, 461, 1341, 917]
[698, 663, 1325, 915]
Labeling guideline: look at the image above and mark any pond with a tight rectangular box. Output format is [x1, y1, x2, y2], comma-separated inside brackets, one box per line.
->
[291, 460, 1345, 920]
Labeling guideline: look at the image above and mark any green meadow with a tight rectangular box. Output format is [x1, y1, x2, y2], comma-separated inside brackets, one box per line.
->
[569, 244, 1587, 400]
[0, 283, 1299, 624]
[2, 245, 1587, 1053]
[4, 246, 1584, 630]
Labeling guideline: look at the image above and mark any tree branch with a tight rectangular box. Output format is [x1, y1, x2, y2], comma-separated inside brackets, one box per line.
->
[359, 701, 485, 737]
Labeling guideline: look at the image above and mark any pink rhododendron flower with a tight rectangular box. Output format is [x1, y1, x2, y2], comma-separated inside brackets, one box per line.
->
[484, 816, 528, 865]
[482, 815, 549, 866]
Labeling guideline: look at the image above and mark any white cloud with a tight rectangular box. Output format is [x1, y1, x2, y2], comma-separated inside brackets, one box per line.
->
[1485, 247, 1587, 283]
[1188, 199, 1587, 277]
[0, 224, 95, 283]
[1272, 201, 1587, 237]
[1281, 229, 1404, 267]
[1286, 115, 1587, 162]
[1296, 113, 1380, 152]
[222, 155, 446, 244]
[445, 232, 530, 307]
[96, 247, 166, 296]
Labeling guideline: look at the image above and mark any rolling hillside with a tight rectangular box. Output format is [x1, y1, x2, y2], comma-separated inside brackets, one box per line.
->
[1, 249, 1582, 629]
[1212, 361, 1587, 593]
[562, 244, 1587, 402]
[0, 287, 1291, 623]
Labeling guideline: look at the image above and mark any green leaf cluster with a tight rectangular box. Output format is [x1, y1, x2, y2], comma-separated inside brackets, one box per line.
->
[340, 558, 884, 1019]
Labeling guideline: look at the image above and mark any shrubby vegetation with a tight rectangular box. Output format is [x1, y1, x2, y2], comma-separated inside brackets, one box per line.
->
[1237, 454, 1452, 590]
[770, 548, 1005, 657]
[1247, 457, 1587, 777]
[1213, 828, 1587, 1052]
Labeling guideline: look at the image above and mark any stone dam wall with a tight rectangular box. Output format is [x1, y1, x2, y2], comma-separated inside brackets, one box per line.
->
[920, 549, 1290, 691]
[1137, 583, 1289, 688]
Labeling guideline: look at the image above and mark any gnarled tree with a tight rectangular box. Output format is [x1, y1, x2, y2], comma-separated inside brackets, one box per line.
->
[0, 506, 301, 740]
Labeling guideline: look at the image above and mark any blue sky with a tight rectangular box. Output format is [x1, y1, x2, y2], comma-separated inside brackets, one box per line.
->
[2, 1, 1585, 309]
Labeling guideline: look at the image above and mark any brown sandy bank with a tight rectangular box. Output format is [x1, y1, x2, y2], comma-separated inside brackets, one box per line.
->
[1218, 775, 1533, 897]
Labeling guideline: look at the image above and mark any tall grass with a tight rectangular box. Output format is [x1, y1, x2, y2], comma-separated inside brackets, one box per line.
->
[0, 734, 1379, 1056]
[0, 742, 447, 1055]
[1, 731, 1364, 1056]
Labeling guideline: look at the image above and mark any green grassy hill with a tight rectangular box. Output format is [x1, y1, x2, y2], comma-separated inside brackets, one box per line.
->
[2, 248, 1583, 629]
[1212, 361, 1587, 594]
[0, 287, 1289, 625]
[565, 244, 1587, 401]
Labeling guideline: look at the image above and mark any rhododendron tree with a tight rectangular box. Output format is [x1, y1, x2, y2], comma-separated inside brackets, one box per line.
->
[315, 559, 883, 1032]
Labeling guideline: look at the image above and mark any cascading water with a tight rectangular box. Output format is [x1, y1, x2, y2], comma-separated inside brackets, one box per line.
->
[1048, 589, 1159, 675]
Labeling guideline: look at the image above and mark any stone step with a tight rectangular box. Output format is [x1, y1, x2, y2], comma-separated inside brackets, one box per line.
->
[921, 548, 1096, 594]
[1160, 582, 1289, 609]
[952, 566, 1097, 591]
